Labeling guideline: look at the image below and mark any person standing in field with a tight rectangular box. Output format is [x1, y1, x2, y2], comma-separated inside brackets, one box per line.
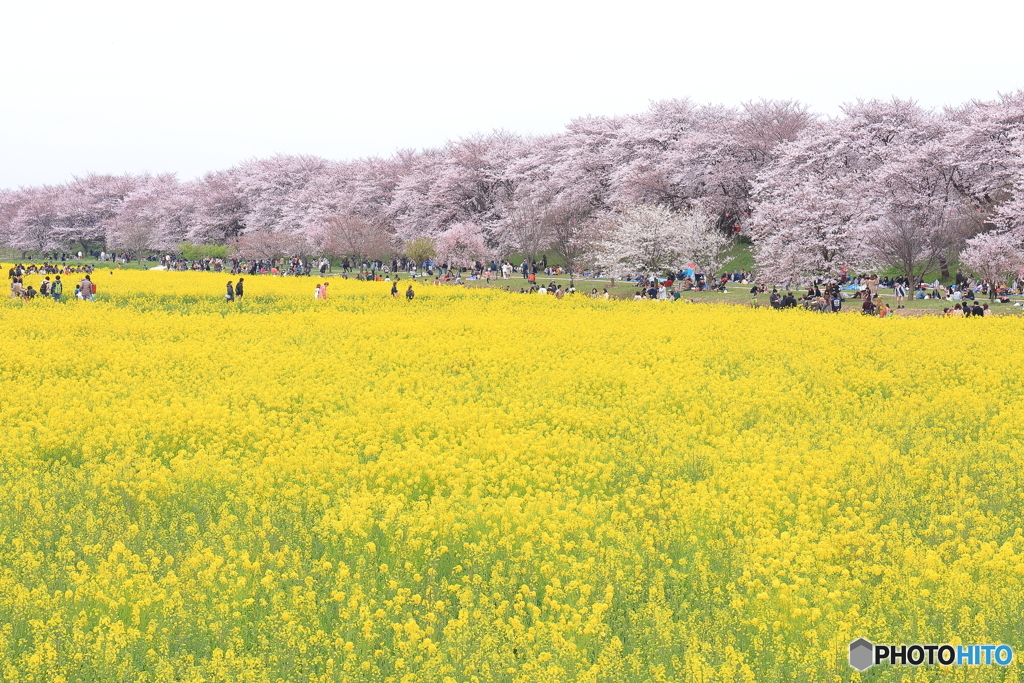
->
[51, 275, 63, 301]
[235, 278, 244, 301]
[225, 281, 235, 302]
[319, 283, 329, 299]
[80, 276, 94, 301]
[406, 284, 414, 301]
[830, 290, 843, 313]
[391, 282, 399, 298]
[867, 273, 880, 298]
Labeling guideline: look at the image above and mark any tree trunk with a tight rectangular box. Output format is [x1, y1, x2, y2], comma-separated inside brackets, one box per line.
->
[939, 257, 950, 281]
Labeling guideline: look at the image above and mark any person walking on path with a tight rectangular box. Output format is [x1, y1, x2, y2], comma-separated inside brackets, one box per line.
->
[894, 278, 908, 309]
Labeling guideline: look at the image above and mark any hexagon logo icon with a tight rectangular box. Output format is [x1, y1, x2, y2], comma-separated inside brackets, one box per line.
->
[849, 638, 874, 671]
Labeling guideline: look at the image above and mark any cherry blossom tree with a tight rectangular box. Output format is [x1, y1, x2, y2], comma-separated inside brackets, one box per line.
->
[496, 193, 552, 263]
[0, 190, 28, 251]
[5, 92, 1021, 274]
[607, 99, 811, 232]
[51, 173, 140, 250]
[687, 214, 732, 280]
[859, 209, 960, 286]
[235, 155, 330, 236]
[944, 92, 1024, 227]
[991, 117, 1024, 229]
[959, 230, 1024, 297]
[231, 229, 307, 261]
[434, 222, 491, 268]
[597, 205, 725, 278]
[105, 174, 187, 259]
[307, 214, 393, 262]
[390, 133, 521, 244]
[9, 186, 62, 256]
[546, 198, 600, 285]
[858, 126, 982, 283]
[752, 99, 946, 281]
[188, 170, 246, 243]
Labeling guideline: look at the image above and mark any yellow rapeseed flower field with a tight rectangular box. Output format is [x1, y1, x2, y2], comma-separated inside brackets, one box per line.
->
[1, 267, 1022, 682]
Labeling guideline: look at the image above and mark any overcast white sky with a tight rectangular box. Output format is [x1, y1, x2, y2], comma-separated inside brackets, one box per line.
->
[2, 0, 1022, 189]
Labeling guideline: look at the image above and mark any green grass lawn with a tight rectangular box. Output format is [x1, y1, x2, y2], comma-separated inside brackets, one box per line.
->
[455, 275, 1023, 315]
[1, 252, 155, 271]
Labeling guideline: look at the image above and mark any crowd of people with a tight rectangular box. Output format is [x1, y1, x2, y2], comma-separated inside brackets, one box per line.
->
[8, 261, 95, 277]
[7, 253, 1017, 317]
[8, 265, 97, 302]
